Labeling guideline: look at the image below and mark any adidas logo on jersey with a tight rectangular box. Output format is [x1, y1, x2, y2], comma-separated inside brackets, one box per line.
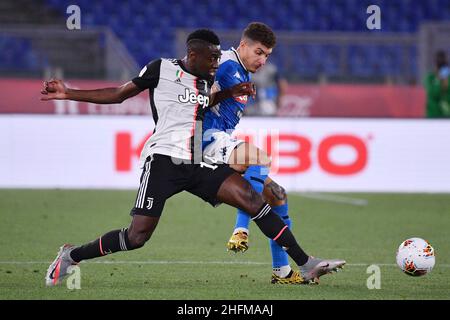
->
[178, 88, 210, 108]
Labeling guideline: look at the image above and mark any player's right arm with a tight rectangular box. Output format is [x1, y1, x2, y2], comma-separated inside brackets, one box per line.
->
[40, 59, 162, 104]
[40, 80, 142, 104]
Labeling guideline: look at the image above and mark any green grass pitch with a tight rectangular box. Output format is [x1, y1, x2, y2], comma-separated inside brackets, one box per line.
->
[0, 189, 449, 300]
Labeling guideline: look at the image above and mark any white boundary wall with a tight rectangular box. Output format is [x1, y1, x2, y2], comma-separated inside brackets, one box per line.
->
[1, 116, 449, 192]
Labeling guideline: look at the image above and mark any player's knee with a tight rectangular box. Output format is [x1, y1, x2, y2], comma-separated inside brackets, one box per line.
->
[256, 151, 271, 168]
[243, 183, 265, 216]
[262, 157, 272, 168]
[263, 181, 287, 207]
[266, 193, 287, 207]
[230, 163, 247, 174]
[267, 189, 287, 207]
[127, 230, 152, 249]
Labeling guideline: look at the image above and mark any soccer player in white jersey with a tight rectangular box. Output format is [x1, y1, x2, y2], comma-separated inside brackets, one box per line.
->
[41, 29, 345, 286]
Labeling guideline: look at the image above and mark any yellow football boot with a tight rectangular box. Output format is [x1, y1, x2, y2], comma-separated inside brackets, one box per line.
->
[271, 270, 308, 284]
[226, 231, 249, 253]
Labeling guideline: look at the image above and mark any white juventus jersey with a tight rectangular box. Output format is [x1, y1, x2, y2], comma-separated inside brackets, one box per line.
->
[132, 58, 212, 167]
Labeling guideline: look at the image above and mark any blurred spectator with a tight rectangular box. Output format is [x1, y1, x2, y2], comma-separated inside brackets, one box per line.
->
[247, 62, 287, 116]
[424, 50, 450, 118]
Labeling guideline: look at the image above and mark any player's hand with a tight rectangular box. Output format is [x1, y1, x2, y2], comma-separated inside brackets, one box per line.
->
[229, 82, 256, 99]
[40, 79, 69, 100]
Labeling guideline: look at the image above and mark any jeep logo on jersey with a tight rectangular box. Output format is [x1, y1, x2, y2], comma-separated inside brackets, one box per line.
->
[178, 88, 210, 108]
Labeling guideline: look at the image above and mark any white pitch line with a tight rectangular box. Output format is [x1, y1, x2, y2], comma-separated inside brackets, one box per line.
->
[1, 260, 266, 265]
[297, 192, 368, 206]
[0, 261, 449, 267]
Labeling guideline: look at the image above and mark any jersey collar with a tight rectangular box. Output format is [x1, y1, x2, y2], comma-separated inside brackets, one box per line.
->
[231, 47, 248, 72]
[177, 59, 213, 84]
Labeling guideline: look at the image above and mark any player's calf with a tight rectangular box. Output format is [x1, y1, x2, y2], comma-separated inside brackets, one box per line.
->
[64, 216, 159, 266]
[127, 215, 160, 249]
[217, 173, 266, 216]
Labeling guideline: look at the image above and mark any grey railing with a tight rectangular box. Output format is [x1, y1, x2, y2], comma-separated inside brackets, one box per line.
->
[177, 25, 450, 84]
[0, 25, 139, 80]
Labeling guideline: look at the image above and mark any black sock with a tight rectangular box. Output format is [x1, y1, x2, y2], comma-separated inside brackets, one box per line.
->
[70, 228, 131, 263]
[252, 204, 309, 266]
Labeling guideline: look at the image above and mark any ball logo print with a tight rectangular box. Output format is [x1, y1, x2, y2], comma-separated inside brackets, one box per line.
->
[396, 238, 436, 276]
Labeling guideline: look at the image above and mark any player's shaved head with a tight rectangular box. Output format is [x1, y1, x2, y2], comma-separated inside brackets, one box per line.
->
[184, 29, 221, 81]
[187, 39, 217, 54]
[186, 29, 221, 53]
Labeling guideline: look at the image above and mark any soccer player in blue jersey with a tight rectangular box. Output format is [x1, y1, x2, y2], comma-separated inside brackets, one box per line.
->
[203, 23, 345, 284]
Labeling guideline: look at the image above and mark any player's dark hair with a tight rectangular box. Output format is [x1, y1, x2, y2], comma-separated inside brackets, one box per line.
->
[242, 22, 276, 48]
[186, 29, 220, 46]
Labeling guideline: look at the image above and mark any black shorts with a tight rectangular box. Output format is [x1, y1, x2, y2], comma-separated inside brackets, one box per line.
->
[130, 154, 236, 217]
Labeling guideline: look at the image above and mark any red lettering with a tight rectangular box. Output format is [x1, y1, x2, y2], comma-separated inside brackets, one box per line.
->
[114, 131, 368, 175]
[277, 134, 312, 174]
[115, 132, 151, 171]
[265, 134, 275, 157]
[318, 135, 367, 175]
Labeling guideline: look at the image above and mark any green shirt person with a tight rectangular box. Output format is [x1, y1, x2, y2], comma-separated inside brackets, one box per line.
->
[425, 50, 450, 118]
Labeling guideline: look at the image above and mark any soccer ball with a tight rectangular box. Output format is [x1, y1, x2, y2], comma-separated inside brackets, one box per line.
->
[396, 238, 435, 276]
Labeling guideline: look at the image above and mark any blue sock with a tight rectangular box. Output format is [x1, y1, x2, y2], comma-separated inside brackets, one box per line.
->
[270, 202, 291, 268]
[234, 166, 269, 231]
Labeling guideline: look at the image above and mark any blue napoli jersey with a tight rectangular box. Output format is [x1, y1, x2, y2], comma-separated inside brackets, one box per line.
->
[202, 48, 251, 149]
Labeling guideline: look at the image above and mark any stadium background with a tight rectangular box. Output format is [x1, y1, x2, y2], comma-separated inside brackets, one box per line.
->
[1, 0, 450, 301]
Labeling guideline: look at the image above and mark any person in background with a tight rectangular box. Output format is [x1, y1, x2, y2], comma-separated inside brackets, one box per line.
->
[247, 62, 288, 116]
[425, 50, 450, 118]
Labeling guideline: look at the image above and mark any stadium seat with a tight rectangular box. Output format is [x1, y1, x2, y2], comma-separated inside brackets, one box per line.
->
[37, 0, 450, 79]
[0, 36, 44, 72]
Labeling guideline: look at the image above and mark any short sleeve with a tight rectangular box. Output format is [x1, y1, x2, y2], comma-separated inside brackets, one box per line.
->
[132, 59, 162, 90]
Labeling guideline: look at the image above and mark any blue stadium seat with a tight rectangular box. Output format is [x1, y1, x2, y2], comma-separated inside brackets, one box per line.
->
[39, 0, 450, 79]
[0, 36, 44, 72]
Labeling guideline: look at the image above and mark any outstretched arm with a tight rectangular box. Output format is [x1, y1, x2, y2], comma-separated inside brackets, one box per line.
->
[40, 79, 143, 104]
[209, 82, 256, 107]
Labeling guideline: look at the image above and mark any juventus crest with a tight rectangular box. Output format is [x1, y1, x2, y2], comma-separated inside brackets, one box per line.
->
[146, 197, 154, 210]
